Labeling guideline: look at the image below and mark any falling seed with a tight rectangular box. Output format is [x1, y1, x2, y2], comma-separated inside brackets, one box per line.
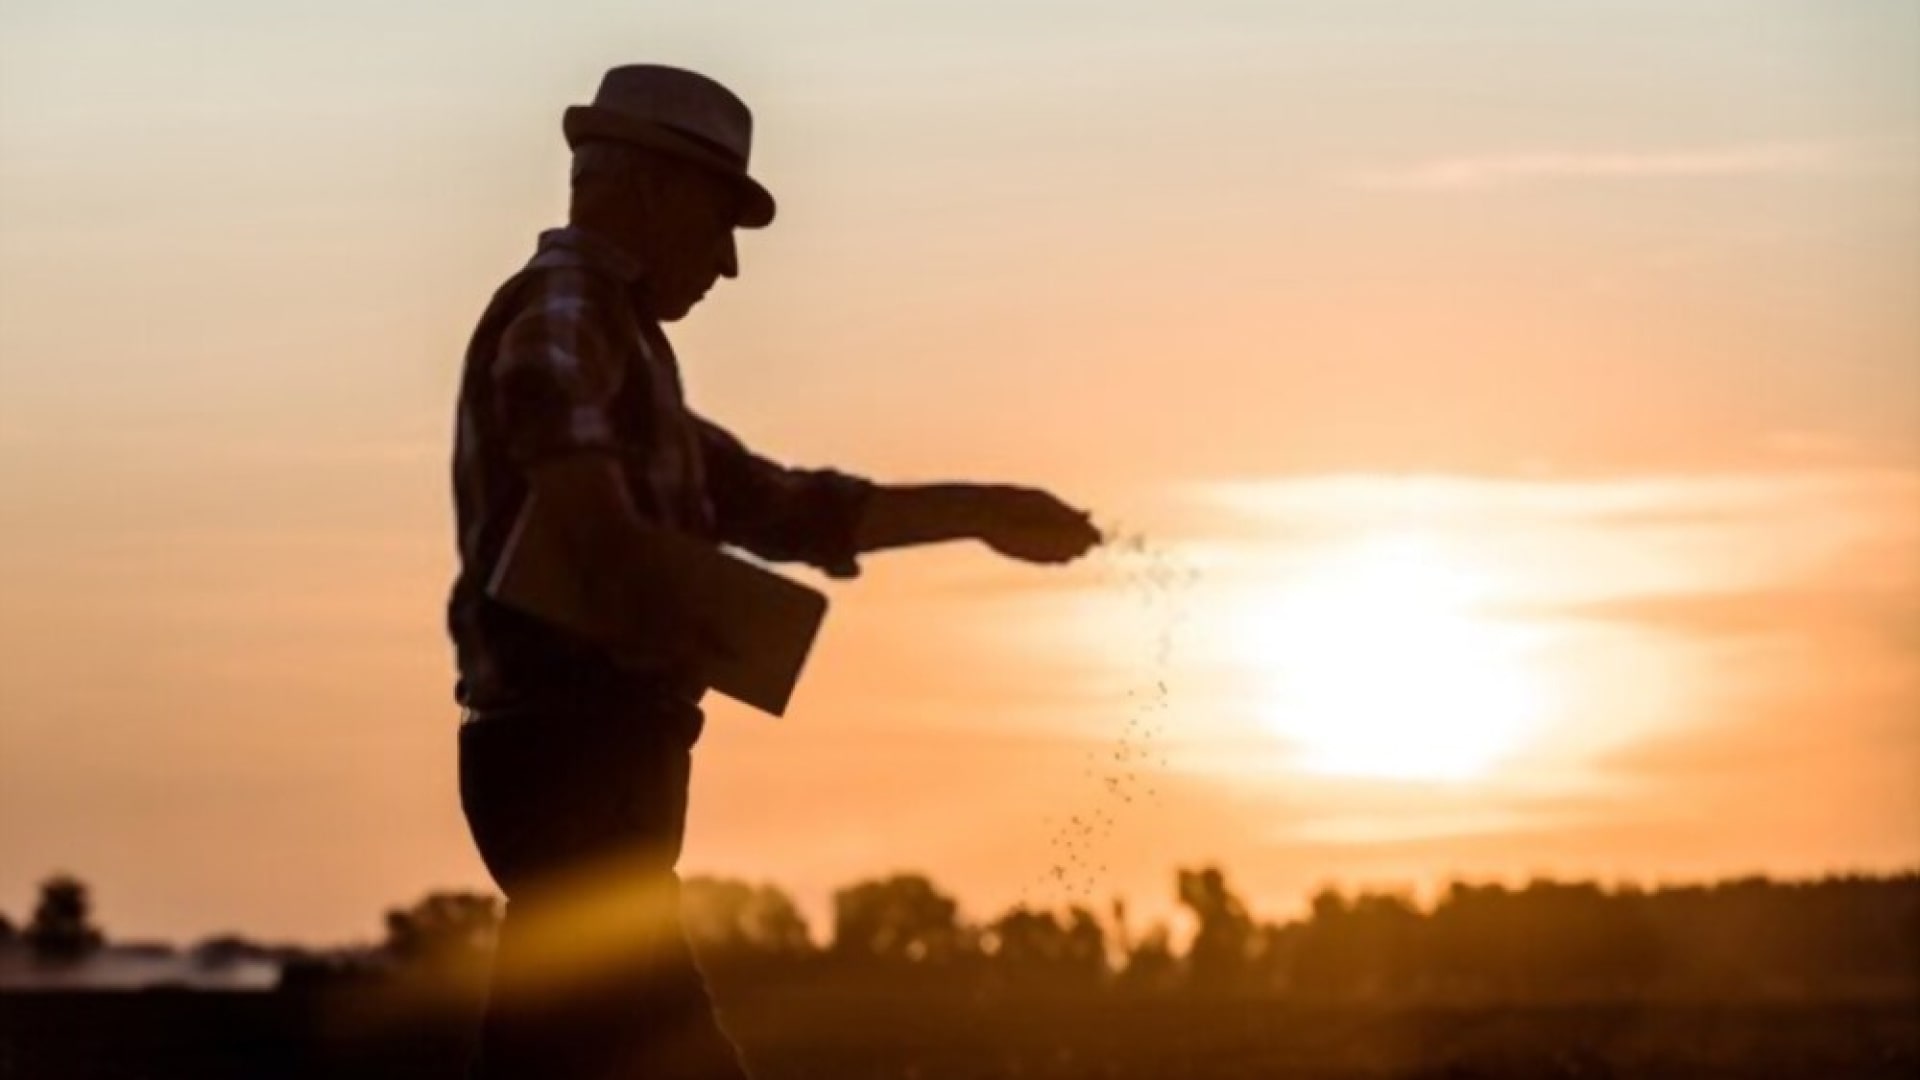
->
[1027, 522, 1196, 907]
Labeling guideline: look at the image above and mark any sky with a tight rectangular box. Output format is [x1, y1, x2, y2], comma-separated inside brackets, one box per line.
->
[1, 0, 1916, 945]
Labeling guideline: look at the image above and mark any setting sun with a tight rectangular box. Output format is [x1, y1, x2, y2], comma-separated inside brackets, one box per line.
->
[1244, 533, 1549, 782]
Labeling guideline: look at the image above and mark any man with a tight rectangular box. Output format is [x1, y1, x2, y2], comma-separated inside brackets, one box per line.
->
[447, 65, 1101, 1079]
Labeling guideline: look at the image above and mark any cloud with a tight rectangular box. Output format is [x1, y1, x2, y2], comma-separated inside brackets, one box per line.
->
[1349, 141, 1847, 191]
[1524, 585, 1920, 650]
[1191, 468, 1920, 531]
[1181, 467, 1920, 649]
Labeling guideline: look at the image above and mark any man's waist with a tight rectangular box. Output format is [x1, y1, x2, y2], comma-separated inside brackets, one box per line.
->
[451, 590, 707, 712]
[457, 663, 706, 713]
[458, 671, 708, 752]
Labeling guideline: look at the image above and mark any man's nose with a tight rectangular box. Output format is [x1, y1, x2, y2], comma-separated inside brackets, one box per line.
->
[718, 233, 739, 279]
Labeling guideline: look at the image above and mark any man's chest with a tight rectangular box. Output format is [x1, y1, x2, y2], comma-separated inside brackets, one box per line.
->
[604, 316, 714, 527]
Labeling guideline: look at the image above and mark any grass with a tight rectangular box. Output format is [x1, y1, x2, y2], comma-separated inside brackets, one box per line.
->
[2, 985, 1915, 1079]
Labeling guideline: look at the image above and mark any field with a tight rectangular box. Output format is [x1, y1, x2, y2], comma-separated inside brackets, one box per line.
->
[3, 985, 1915, 1079]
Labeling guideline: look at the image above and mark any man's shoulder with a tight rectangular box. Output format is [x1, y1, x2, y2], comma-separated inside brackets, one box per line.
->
[493, 260, 633, 331]
[524, 226, 646, 283]
[466, 230, 646, 366]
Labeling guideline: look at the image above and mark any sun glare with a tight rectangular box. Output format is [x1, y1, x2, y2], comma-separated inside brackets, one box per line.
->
[1244, 533, 1548, 782]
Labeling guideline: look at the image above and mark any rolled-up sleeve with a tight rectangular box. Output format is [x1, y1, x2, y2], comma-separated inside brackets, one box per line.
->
[490, 269, 626, 467]
[696, 418, 875, 578]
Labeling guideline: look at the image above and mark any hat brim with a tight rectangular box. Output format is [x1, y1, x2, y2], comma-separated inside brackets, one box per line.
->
[563, 105, 775, 228]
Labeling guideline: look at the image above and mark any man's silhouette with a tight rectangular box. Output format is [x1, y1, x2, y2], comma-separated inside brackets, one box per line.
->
[447, 65, 1100, 1079]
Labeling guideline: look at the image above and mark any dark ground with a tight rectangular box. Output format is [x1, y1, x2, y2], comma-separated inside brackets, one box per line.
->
[2, 985, 1915, 1080]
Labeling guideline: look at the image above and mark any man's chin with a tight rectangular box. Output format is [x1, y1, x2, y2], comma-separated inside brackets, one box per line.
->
[651, 300, 695, 323]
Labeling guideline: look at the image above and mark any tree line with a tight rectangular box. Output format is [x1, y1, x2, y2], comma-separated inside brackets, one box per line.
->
[6, 868, 1916, 1001]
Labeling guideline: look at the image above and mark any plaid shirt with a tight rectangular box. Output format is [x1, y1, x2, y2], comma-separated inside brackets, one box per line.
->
[447, 226, 873, 710]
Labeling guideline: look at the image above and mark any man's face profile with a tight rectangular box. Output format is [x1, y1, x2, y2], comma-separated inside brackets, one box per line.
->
[637, 164, 745, 322]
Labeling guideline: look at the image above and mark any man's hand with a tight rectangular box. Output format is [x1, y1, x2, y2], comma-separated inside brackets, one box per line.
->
[972, 486, 1101, 565]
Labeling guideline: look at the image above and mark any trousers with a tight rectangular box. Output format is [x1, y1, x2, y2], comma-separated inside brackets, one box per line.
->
[458, 690, 750, 1080]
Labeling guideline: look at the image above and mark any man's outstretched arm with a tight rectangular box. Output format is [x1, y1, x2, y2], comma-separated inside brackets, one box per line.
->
[697, 418, 1101, 575]
[853, 483, 1102, 565]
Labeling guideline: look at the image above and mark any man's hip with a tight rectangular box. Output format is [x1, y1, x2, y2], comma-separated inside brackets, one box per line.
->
[458, 690, 705, 897]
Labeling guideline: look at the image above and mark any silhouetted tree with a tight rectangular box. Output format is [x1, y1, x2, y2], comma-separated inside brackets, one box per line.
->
[1118, 922, 1178, 990]
[682, 877, 815, 961]
[1336, 890, 1424, 996]
[324, 869, 1920, 1002]
[985, 904, 1106, 984]
[1247, 919, 1301, 990]
[383, 890, 500, 984]
[1109, 897, 1132, 959]
[1290, 887, 1352, 995]
[1110, 898, 1173, 990]
[831, 874, 969, 965]
[1178, 866, 1255, 989]
[1630, 873, 1920, 996]
[25, 874, 103, 963]
[190, 934, 282, 971]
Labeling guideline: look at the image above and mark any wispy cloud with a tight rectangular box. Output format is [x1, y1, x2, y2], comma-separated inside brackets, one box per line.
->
[1349, 140, 1850, 191]
[1183, 467, 1920, 625]
[1525, 586, 1920, 650]
[1191, 468, 1920, 530]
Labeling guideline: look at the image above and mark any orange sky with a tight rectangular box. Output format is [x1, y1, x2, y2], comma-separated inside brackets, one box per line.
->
[2, 1, 1916, 944]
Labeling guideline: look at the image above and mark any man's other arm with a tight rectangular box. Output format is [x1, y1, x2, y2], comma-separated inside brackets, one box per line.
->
[501, 455, 723, 671]
[481, 269, 719, 669]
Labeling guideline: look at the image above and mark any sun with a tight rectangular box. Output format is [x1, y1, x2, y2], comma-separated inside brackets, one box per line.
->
[1243, 532, 1546, 782]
